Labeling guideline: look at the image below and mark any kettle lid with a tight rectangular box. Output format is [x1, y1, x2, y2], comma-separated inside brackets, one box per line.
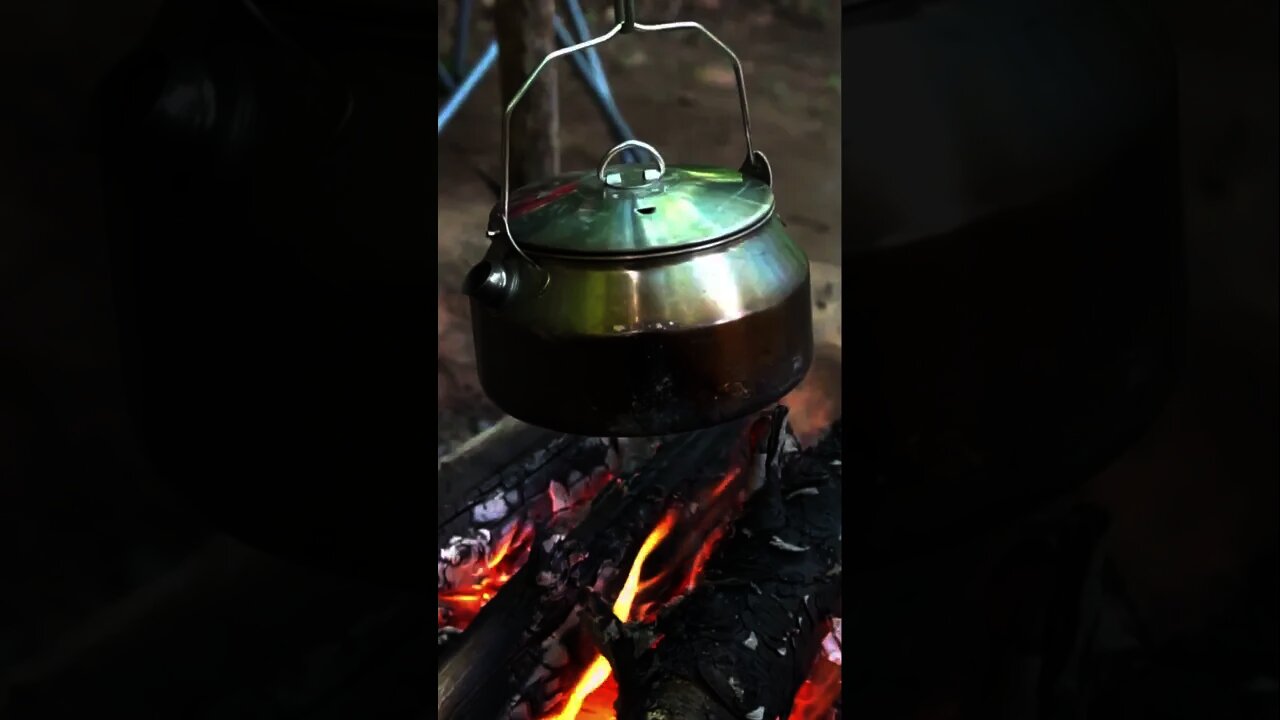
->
[503, 140, 775, 257]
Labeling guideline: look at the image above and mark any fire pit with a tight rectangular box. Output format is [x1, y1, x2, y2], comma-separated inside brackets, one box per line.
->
[437, 407, 843, 720]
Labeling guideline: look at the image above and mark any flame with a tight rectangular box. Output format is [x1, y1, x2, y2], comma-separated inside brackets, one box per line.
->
[443, 418, 837, 720]
[438, 522, 534, 631]
[709, 465, 742, 499]
[550, 511, 677, 720]
[570, 675, 618, 720]
[442, 434, 784, 720]
[439, 469, 619, 634]
[669, 466, 741, 599]
[488, 524, 531, 570]
[544, 459, 757, 720]
[681, 525, 726, 594]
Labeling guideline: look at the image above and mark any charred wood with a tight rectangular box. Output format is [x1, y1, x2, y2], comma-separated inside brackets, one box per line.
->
[438, 543, 549, 720]
[438, 416, 761, 720]
[437, 417, 621, 547]
[608, 422, 844, 720]
[437, 421, 650, 635]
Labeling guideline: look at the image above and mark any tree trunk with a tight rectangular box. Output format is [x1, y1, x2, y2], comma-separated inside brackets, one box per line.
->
[495, 0, 560, 189]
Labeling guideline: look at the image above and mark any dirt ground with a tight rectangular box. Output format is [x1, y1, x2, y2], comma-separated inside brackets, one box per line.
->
[437, 2, 843, 454]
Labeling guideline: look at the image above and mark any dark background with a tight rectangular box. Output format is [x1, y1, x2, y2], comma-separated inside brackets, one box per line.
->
[0, 0, 1275, 719]
[842, 0, 1277, 717]
[2, 0, 435, 716]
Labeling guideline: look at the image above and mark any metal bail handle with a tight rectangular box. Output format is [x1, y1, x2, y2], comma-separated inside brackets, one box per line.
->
[497, 11, 759, 227]
[597, 139, 666, 188]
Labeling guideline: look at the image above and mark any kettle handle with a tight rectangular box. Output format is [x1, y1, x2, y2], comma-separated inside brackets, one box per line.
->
[497, 6, 760, 225]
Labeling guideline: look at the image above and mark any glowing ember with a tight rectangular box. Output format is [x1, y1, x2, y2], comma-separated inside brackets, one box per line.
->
[787, 656, 841, 720]
[549, 480, 572, 515]
[438, 468, 617, 635]
[550, 511, 677, 720]
[821, 617, 842, 666]
[787, 618, 843, 720]
[439, 413, 842, 720]
[709, 465, 742, 499]
[439, 433, 772, 720]
[438, 522, 534, 631]
[682, 524, 726, 594]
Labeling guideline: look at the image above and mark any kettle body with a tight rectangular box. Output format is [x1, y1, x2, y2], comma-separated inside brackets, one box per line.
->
[464, 19, 815, 437]
[468, 203, 812, 436]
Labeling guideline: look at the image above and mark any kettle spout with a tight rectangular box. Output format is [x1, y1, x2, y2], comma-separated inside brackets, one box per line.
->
[462, 260, 511, 309]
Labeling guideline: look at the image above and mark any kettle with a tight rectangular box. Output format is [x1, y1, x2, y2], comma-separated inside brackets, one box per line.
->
[463, 12, 813, 436]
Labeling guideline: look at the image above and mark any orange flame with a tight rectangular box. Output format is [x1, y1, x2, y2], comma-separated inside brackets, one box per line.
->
[544, 461, 755, 720]
[710, 465, 742, 499]
[438, 522, 534, 631]
[550, 511, 678, 720]
[439, 469, 620, 634]
[682, 524, 726, 594]
[488, 523, 531, 570]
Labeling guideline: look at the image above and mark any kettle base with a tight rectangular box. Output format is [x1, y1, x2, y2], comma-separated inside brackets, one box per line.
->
[470, 278, 814, 437]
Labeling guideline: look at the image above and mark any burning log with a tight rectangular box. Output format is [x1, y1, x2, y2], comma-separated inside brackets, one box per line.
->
[437, 417, 641, 634]
[438, 415, 765, 720]
[599, 422, 844, 720]
[438, 417, 622, 545]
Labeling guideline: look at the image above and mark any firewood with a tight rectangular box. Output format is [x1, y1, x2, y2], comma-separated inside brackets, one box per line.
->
[606, 422, 844, 720]
[438, 416, 764, 720]
[437, 417, 621, 547]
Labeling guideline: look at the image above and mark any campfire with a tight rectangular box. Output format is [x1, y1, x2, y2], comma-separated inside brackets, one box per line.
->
[438, 407, 843, 720]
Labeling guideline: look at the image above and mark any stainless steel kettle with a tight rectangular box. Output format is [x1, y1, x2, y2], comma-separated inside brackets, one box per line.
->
[463, 13, 813, 436]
